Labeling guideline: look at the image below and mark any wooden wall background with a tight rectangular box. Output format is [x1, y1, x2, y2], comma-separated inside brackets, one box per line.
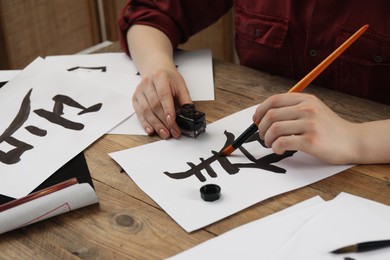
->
[0, 0, 234, 70]
[0, 0, 101, 69]
[101, 0, 127, 43]
[179, 10, 234, 63]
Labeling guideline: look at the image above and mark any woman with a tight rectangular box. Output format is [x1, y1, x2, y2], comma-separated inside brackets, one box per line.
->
[118, 0, 390, 164]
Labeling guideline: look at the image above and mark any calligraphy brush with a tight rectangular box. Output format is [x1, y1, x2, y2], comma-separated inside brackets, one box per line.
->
[331, 239, 390, 254]
[0, 178, 78, 212]
[221, 24, 369, 156]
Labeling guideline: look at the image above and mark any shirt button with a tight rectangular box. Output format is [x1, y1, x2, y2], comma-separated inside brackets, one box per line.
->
[255, 28, 261, 38]
[374, 55, 383, 63]
[309, 49, 317, 57]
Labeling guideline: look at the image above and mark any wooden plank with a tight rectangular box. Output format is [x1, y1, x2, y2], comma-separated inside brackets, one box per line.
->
[102, 0, 127, 41]
[0, 0, 101, 69]
[0, 180, 214, 259]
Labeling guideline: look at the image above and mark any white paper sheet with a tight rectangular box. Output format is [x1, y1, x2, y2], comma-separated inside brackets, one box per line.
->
[170, 193, 390, 260]
[173, 49, 214, 101]
[0, 58, 132, 198]
[0, 183, 98, 234]
[108, 113, 146, 135]
[45, 49, 214, 102]
[46, 50, 215, 135]
[170, 196, 326, 259]
[110, 106, 352, 232]
[274, 193, 390, 260]
[45, 52, 138, 74]
[0, 70, 20, 82]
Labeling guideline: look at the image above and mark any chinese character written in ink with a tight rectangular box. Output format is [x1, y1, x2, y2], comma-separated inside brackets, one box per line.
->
[34, 93, 102, 130]
[67, 66, 107, 72]
[164, 130, 297, 182]
[0, 88, 102, 165]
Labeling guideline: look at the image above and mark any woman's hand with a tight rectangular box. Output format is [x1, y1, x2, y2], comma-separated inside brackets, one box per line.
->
[132, 66, 192, 139]
[253, 93, 359, 164]
[127, 24, 192, 139]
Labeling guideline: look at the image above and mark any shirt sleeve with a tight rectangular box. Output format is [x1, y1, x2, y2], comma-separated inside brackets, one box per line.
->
[118, 0, 233, 56]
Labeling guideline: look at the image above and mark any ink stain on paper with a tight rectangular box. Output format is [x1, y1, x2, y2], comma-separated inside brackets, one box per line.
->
[67, 66, 107, 72]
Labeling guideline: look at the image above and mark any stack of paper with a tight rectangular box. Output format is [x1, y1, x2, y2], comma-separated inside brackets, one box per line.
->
[0, 49, 215, 234]
[170, 193, 390, 260]
[0, 56, 134, 233]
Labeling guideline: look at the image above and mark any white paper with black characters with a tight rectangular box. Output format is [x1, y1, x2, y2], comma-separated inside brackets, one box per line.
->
[0, 57, 132, 198]
[110, 106, 352, 232]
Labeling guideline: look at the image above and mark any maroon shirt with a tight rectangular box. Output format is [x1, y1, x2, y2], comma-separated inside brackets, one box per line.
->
[119, 0, 390, 105]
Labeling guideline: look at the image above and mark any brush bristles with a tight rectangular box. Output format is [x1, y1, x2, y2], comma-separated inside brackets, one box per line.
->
[331, 245, 357, 254]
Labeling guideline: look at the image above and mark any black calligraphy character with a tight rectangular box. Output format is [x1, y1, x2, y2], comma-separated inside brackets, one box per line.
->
[34, 95, 102, 130]
[0, 89, 34, 164]
[67, 66, 107, 72]
[0, 81, 8, 88]
[234, 132, 297, 172]
[164, 130, 297, 182]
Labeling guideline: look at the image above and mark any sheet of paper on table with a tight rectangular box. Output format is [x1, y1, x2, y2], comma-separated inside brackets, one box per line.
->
[45, 50, 215, 135]
[0, 70, 21, 82]
[110, 105, 352, 232]
[0, 182, 98, 234]
[0, 57, 132, 199]
[170, 193, 390, 260]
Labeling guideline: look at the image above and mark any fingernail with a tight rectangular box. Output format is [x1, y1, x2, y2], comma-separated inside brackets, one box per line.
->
[145, 126, 154, 135]
[166, 114, 173, 125]
[159, 128, 169, 139]
[170, 128, 181, 139]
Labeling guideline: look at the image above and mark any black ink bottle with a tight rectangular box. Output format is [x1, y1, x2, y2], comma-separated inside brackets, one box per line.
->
[176, 104, 206, 138]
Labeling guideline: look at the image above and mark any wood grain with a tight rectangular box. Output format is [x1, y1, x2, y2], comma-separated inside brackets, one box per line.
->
[0, 0, 101, 69]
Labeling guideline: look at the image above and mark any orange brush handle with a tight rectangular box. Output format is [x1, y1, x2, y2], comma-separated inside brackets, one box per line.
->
[288, 24, 368, 93]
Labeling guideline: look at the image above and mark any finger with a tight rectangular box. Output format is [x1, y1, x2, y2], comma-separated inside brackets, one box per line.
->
[132, 93, 154, 135]
[156, 71, 191, 138]
[263, 119, 306, 148]
[173, 74, 192, 106]
[253, 93, 305, 123]
[258, 105, 301, 142]
[143, 98, 171, 139]
[270, 134, 302, 155]
[142, 78, 169, 126]
[133, 84, 170, 139]
[152, 74, 182, 138]
[153, 72, 179, 133]
[166, 113, 181, 138]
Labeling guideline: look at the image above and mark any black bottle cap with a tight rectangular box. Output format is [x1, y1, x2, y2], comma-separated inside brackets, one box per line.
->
[200, 184, 221, 202]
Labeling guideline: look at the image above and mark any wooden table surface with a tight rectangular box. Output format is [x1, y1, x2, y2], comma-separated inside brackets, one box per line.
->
[1, 43, 390, 259]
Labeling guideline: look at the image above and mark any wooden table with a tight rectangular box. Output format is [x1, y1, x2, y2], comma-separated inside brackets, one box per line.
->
[1, 43, 390, 259]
